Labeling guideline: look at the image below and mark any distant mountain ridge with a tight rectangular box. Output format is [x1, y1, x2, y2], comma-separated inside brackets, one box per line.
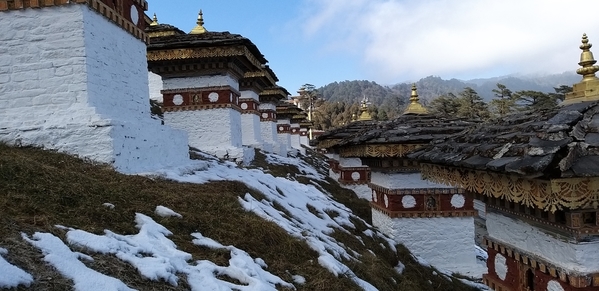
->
[318, 72, 580, 106]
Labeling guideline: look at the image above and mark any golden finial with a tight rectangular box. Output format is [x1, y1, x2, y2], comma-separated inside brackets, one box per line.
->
[403, 83, 429, 115]
[149, 13, 158, 26]
[190, 9, 207, 34]
[357, 96, 373, 121]
[576, 33, 599, 81]
[563, 34, 599, 105]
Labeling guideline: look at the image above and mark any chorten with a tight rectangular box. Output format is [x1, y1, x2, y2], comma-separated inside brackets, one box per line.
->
[275, 101, 298, 155]
[259, 85, 289, 156]
[413, 34, 599, 290]
[0, 0, 189, 174]
[328, 84, 482, 276]
[147, 10, 267, 163]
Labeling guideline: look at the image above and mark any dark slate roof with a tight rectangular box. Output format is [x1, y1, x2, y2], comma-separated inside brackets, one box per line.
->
[335, 114, 475, 147]
[147, 31, 267, 64]
[145, 23, 185, 35]
[409, 101, 599, 179]
[315, 120, 381, 145]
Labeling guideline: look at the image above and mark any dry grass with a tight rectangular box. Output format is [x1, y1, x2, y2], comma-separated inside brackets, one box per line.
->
[0, 143, 479, 290]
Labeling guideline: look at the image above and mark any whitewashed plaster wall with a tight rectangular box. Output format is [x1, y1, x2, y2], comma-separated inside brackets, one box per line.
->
[290, 123, 301, 151]
[148, 71, 163, 102]
[240, 90, 263, 148]
[299, 128, 309, 148]
[0, 5, 188, 174]
[258, 103, 278, 154]
[277, 119, 292, 155]
[370, 172, 450, 189]
[486, 211, 599, 273]
[164, 108, 246, 160]
[373, 209, 484, 277]
[163, 75, 239, 91]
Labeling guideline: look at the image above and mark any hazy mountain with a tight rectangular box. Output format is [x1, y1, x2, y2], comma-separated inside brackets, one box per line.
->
[318, 72, 580, 105]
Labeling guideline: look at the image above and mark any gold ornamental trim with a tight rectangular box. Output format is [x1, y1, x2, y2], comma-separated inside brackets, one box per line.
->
[369, 183, 463, 195]
[420, 163, 599, 212]
[484, 237, 599, 288]
[371, 204, 476, 218]
[147, 46, 262, 71]
[339, 144, 426, 158]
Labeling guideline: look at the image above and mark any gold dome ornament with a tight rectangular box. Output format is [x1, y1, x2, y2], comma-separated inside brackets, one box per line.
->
[190, 10, 207, 34]
[403, 84, 429, 115]
[150, 13, 158, 26]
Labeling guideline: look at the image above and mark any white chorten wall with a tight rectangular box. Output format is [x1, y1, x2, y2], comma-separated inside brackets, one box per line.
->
[239, 90, 263, 149]
[486, 211, 599, 273]
[373, 209, 483, 277]
[277, 119, 292, 155]
[0, 4, 189, 174]
[259, 103, 279, 154]
[162, 75, 253, 163]
[338, 157, 363, 167]
[300, 128, 309, 147]
[290, 122, 301, 150]
[370, 171, 483, 277]
[148, 71, 163, 103]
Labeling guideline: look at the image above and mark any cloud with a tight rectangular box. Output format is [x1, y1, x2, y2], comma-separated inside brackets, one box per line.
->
[300, 0, 599, 82]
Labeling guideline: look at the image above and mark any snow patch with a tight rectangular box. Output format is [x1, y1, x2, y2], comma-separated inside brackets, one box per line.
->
[154, 206, 182, 218]
[23, 232, 134, 291]
[292, 275, 306, 284]
[102, 203, 115, 209]
[0, 247, 33, 289]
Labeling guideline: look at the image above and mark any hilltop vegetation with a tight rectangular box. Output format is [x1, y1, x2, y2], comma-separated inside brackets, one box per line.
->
[309, 73, 577, 130]
[0, 144, 480, 290]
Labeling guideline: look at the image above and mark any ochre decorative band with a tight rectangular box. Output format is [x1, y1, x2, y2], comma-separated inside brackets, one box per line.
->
[420, 163, 599, 213]
[369, 183, 463, 195]
[371, 204, 476, 218]
[0, 0, 149, 43]
[484, 237, 599, 288]
[147, 46, 263, 72]
[339, 144, 425, 158]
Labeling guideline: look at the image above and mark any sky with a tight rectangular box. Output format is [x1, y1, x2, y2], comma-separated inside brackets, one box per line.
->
[147, 0, 599, 94]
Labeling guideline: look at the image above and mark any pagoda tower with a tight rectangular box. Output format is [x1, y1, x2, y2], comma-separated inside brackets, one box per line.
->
[0, 0, 189, 174]
[259, 85, 289, 156]
[329, 85, 483, 276]
[146, 10, 266, 163]
[414, 35, 599, 290]
[290, 110, 306, 153]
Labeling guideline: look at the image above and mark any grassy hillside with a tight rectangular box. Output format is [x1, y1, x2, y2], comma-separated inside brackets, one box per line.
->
[0, 143, 479, 290]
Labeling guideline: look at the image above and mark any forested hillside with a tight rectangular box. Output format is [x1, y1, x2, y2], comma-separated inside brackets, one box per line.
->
[309, 73, 579, 130]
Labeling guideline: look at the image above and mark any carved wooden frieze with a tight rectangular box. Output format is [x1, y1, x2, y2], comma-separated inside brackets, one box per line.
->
[421, 163, 599, 213]
[339, 144, 426, 158]
[147, 46, 263, 71]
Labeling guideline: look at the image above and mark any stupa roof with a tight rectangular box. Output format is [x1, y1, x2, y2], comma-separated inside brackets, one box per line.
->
[147, 10, 267, 66]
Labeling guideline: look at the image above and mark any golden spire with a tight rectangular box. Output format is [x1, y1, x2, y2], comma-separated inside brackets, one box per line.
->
[357, 96, 373, 121]
[563, 33, 599, 105]
[576, 33, 599, 81]
[190, 9, 207, 34]
[149, 13, 158, 26]
[403, 83, 429, 115]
